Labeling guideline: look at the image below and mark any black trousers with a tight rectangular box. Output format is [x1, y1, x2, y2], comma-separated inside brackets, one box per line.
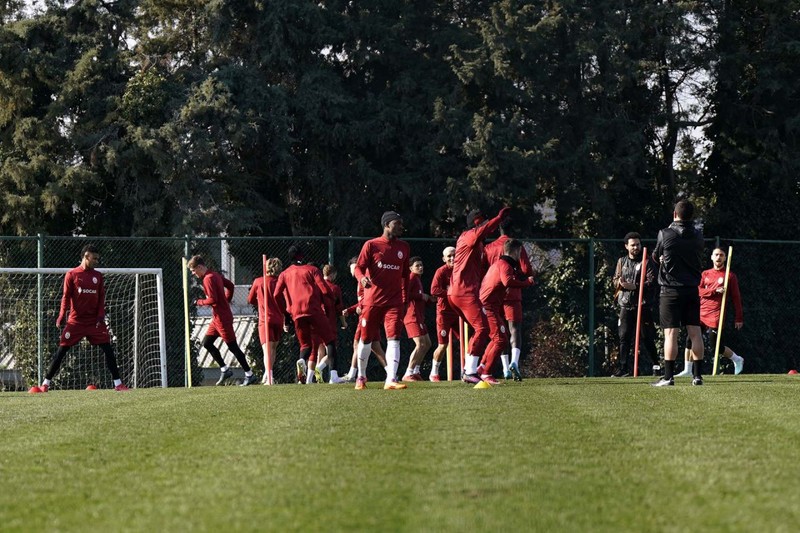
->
[618, 307, 658, 373]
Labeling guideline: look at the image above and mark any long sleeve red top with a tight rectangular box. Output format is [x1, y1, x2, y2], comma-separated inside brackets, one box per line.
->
[479, 257, 533, 308]
[57, 266, 106, 326]
[430, 264, 456, 315]
[273, 263, 331, 319]
[483, 235, 534, 302]
[247, 275, 285, 327]
[699, 268, 743, 328]
[354, 236, 410, 307]
[450, 211, 506, 297]
[197, 270, 234, 322]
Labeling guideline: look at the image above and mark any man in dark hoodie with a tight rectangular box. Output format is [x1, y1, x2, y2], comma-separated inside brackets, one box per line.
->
[651, 199, 705, 387]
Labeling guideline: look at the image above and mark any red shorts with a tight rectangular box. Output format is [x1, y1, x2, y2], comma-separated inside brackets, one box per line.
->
[60, 322, 111, 347]
[404, 319, 427, 339]
[504, 301, 523, 323]
[257, 323, 283, 345]
[295, 312, 335, 349]
[206, 317, 236, 343]
[436, 312, 460, 345]
[359, 305, 402, 341]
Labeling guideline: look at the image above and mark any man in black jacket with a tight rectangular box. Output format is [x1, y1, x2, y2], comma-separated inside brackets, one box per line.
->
[651, 199, 705, 386]
[612, 232, 659, 377]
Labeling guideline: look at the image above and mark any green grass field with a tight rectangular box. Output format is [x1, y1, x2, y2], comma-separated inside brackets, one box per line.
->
[3, 376, 800, 532]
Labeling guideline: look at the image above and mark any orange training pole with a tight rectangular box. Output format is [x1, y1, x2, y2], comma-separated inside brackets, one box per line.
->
[263, 254, 272, 385]
[447, 330, 453, 381]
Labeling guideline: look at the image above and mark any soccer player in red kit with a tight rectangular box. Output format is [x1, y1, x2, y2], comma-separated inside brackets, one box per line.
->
[483, 218, 534, 381]
[247, 257, 286, 385]
[479, 239, 534, 384]
[353, 211, 410, 390]
[274, 246, 340, 384]
[311, 264, 346, 384]
[189, 255, 259, 386]
[341, 257, 388, 382]
[31, 245, 130, 393]
[448, 206, 511, 383]
[429, 246, 458, 382]
[676, 247, 745, 377]
[401, 257, 434, 382]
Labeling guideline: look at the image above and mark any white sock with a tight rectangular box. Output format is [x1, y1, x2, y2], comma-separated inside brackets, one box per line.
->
[432, 360, 441, 374]
[316, 361, 327, 372]
[306, 371, 314, 384]
[731, 353, 743, 362]
[43, 378, 52, 386]
[466, 355, 479, 375]
[385, 340, 401, 382]
[330, 370, 339, 383]
[512, 348, 521, 365]
[113, 379, 122, 387]
[413, 365, 420, 374]
[501, 354, 510, 373]
[245, 370, 253, 377]
[357, 342, 371, 378]
[684, 361, 694, 372]
[220, 365, 229, 373]
[347, 366, 357, 379]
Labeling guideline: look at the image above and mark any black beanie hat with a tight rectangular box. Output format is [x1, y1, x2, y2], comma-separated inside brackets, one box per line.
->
[381, 211, 402, 227]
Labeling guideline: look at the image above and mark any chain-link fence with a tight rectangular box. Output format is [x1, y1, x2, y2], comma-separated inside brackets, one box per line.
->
[0, 234, 791, 389]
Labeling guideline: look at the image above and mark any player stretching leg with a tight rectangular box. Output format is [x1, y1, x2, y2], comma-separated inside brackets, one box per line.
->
[429, 247, 458, 382]
[32, 245, 130, 393]
[274, 246, 339, 384]
[402, 257, 434, 382]
[189, 256, 259, 386]
[247, 258, 286, 385]
[479, 240, 533, 384]
[448, 206, 511, 384]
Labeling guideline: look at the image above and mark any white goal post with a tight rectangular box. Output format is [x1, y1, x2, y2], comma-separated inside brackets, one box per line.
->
[0, 268, 168, 389]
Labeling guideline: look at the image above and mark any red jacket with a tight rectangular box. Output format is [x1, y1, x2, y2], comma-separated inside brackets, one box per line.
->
[484, 235, 534, 302]
[247, 275, 285, 327]
[699, 268, 743, 329]
[430, 264, 457, 316]
[479, 256, 532, 309]
[57, 266, 106, 326]
[450, 212, 505, 297]
[354, 236, 410, 307]
[197, 270, 234, 323]
[274, 263, 330, 319]
[403, 272, 426, 325]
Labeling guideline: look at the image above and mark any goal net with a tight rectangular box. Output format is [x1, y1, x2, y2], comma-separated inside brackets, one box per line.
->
[0, 268, 167, 389]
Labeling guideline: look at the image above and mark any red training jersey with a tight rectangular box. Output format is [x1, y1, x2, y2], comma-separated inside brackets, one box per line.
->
[197, 270, 234, 322]
[484, 235, 534, 302]
[479, 257, 532, 309]
[450, 212, 505, 297]
[274, 263, 330, 319]
[354, 236, 410, 307]
[404, 272, 426, 325]
[57, 266, 106, 326]
[699, 268, 743, 329]
[247, 276, 285, 327]
[430, 264, 456, 316]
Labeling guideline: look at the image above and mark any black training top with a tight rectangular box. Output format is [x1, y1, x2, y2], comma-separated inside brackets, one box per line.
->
[651, 221, 704, 289]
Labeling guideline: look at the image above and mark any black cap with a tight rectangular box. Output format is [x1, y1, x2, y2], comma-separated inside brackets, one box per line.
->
[466, 209, 485, 228]
[287, 245, 305, 261]
[381, 211, 402, 227]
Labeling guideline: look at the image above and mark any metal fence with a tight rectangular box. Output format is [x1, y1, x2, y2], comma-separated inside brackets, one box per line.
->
[0, 234, 792, 388]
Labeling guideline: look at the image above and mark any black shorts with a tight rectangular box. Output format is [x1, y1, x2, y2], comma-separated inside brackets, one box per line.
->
[659, 287, 700, 328]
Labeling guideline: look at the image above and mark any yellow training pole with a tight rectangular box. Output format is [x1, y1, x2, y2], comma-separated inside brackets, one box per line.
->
[712, 246, 734, 376]
[182, 257, 193, 388]
[446, 330, 453, 381]
[633, 247, 648, 377]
